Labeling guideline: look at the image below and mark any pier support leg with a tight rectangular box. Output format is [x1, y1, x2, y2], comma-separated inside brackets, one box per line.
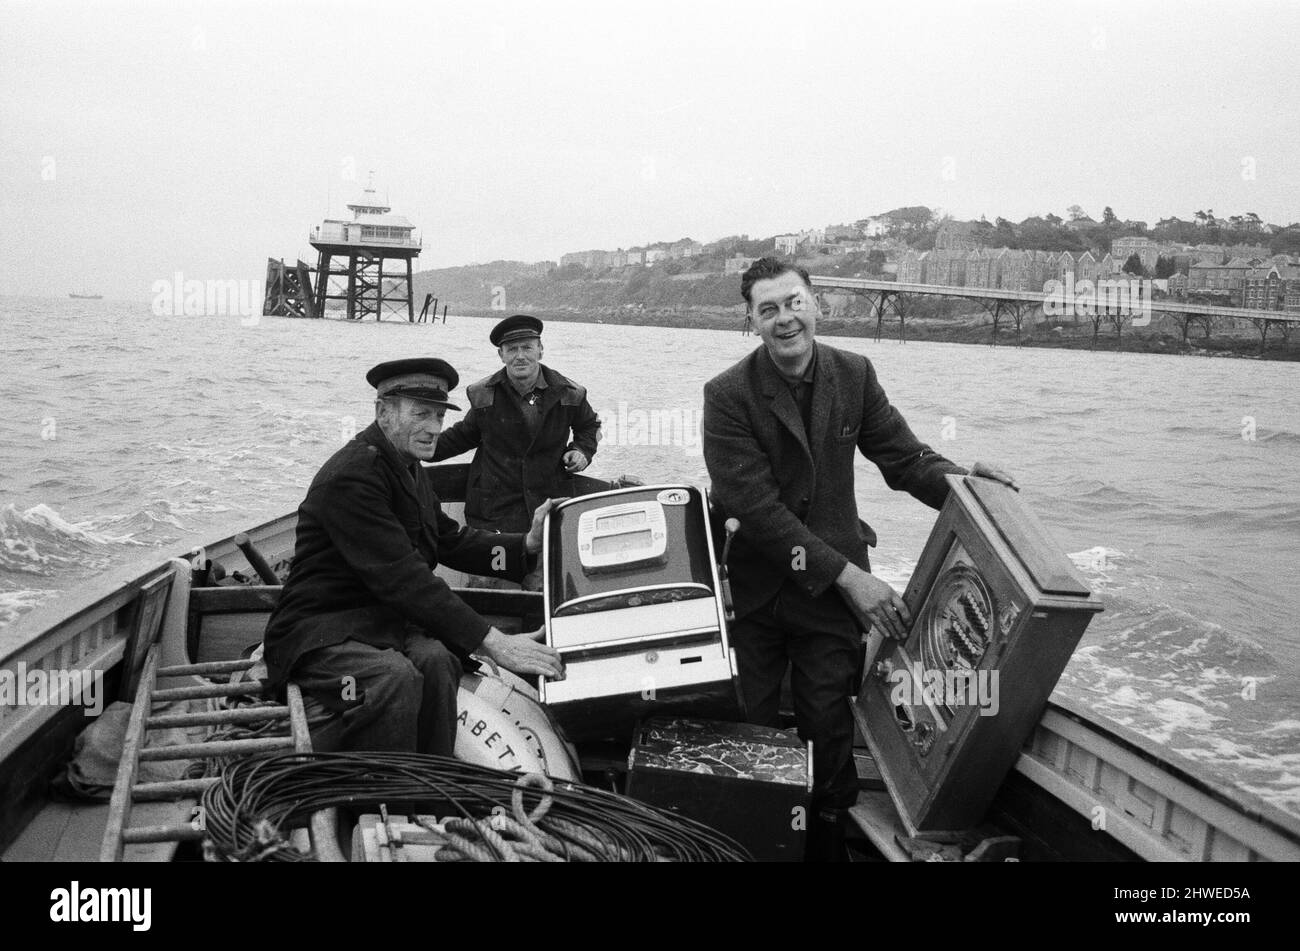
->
[346, 256, 358, 321]
[981, 299, 1005, 346]
[406, 259, 415, 323]
[315, 252, 331, 317]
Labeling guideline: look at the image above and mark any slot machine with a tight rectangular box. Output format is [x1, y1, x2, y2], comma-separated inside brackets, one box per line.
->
[854, 474, 1103, 833]
[538, 484, 741, 741]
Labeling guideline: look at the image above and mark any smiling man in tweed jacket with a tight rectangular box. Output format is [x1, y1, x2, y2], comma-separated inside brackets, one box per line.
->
[702, 257, 1016, 859]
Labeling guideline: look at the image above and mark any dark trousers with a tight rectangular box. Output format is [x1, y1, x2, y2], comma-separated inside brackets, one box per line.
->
[731, 585, 862, 812]
[295, 635, 463, 756]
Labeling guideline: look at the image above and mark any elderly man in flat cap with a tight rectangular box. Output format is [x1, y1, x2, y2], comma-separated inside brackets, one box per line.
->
[433, 315, 601, 542]
[262, 357, 564, 756]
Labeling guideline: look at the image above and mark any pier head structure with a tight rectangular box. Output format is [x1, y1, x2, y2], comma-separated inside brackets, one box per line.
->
[309, 181, 422, 321]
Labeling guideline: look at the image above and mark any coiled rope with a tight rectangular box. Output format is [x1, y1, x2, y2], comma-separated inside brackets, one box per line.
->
[200, 751, 752, 863]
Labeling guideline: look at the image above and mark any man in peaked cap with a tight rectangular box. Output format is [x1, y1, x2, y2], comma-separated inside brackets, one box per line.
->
[432, 315, 602, 541]
[262, 357, 564, 756]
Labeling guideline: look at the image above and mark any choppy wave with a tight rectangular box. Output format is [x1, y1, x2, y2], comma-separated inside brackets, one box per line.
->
[0, 587, 61, 629]
[0, 503, 144, 576]
[1256, 429, 1300, 447]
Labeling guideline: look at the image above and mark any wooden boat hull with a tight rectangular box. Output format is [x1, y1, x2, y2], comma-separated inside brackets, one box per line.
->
[3, 464, 1298, 861]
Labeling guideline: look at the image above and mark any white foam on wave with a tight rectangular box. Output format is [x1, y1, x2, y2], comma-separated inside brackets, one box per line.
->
[3, 503, 137, 546]
[1261, 719, 1300, 736]
[0, 587, 61, 628]
[1068, 545, 1126, 576]
[0, 502, 146, 577]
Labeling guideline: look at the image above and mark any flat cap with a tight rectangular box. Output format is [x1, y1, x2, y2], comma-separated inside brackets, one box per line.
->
[366, 357, 461, 410]
[490, 313, 544, 348]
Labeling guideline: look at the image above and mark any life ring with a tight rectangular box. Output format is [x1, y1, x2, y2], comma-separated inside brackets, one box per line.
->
[456, 671, 581, 782]
[454, 687, 546, 775]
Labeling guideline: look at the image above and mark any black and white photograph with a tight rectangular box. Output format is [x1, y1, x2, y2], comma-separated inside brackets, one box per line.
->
[1, 0, 1296, 912]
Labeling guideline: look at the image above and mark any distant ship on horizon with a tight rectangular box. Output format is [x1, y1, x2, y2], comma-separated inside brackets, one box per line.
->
[68, 292, 103, 299]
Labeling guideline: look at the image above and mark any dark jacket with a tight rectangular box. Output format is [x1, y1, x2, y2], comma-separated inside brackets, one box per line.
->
[431, 364, 601, 533]
[263, 421, 528, 690]
[702, 342, 965, 620]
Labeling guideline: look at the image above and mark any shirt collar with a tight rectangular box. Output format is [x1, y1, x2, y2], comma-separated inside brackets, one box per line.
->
[766, 345, 817, 386]
[506, 368, 547, 396]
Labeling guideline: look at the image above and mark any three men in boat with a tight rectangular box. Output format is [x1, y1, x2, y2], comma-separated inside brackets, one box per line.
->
[262, 358, 563, 757]
[702, 256, 1016, 859]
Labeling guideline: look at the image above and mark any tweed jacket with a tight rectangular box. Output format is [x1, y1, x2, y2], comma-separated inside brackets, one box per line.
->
[702, 342, 964, 620]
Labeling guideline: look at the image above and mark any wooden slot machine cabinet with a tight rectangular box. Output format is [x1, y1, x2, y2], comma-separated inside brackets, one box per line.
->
[854, 474, 1103, 834]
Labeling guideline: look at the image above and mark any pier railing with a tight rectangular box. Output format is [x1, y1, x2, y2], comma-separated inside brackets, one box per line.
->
[310, 227, 422, 249]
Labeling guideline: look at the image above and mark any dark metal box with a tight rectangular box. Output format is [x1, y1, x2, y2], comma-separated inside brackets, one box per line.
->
[854, 475, 1103, 834]
[626, 717, 812, 861]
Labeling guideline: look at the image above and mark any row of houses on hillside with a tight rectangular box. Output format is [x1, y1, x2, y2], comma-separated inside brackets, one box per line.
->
[897, 247, 1149, 292]
[560, 238, 704, 270]
[895, 246, 1300, 312]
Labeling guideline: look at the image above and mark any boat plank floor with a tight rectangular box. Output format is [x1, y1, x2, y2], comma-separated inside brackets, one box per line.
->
[849, 791, 912, 862]
[3, 799, 194, 862]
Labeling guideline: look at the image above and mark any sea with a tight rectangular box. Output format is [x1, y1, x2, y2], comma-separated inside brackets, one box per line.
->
[2, 296, 1298, 816]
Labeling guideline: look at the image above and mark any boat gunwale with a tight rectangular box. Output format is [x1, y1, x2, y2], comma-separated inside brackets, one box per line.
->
[1040, 693, 1300, 843]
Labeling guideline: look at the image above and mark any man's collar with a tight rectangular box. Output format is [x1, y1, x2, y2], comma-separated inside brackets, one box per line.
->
[361, 420, 409, 471]
[512, 372, 547, 393]
[495, 364, 547, 394]
[764, 344, 817, 385]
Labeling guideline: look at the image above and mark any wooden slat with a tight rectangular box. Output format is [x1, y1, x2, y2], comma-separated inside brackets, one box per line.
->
[121, 572, 175, 701]
[1016, 708, 1300, 862]
[101, 643, 161, 862]
[0, 628, 127, 765]
[146, 706, 288, 729]
[286, 683, 311, 753]
[1015, 755, 1188, 862]
[151, 681, 266, 702]
[285, 683, 348, 862]
[848, 791, 912, 862]
[139, 736, 294, 761]
[189, 585, 282, 613]
[133, 777, 220, 798]
[122, 823, 205, 844]
[157, 658, 255, 677]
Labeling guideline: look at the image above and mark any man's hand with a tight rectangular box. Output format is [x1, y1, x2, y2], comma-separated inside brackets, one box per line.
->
[524, 497, 568, 555]
[970, 461, 1019, 491]
[479, 626, 564, 680]
[835, 562, 912, 641]
[563, 449, 589, 473]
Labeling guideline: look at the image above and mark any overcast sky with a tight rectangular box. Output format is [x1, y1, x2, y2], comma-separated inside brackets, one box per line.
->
[2, 0, 1297, 299]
